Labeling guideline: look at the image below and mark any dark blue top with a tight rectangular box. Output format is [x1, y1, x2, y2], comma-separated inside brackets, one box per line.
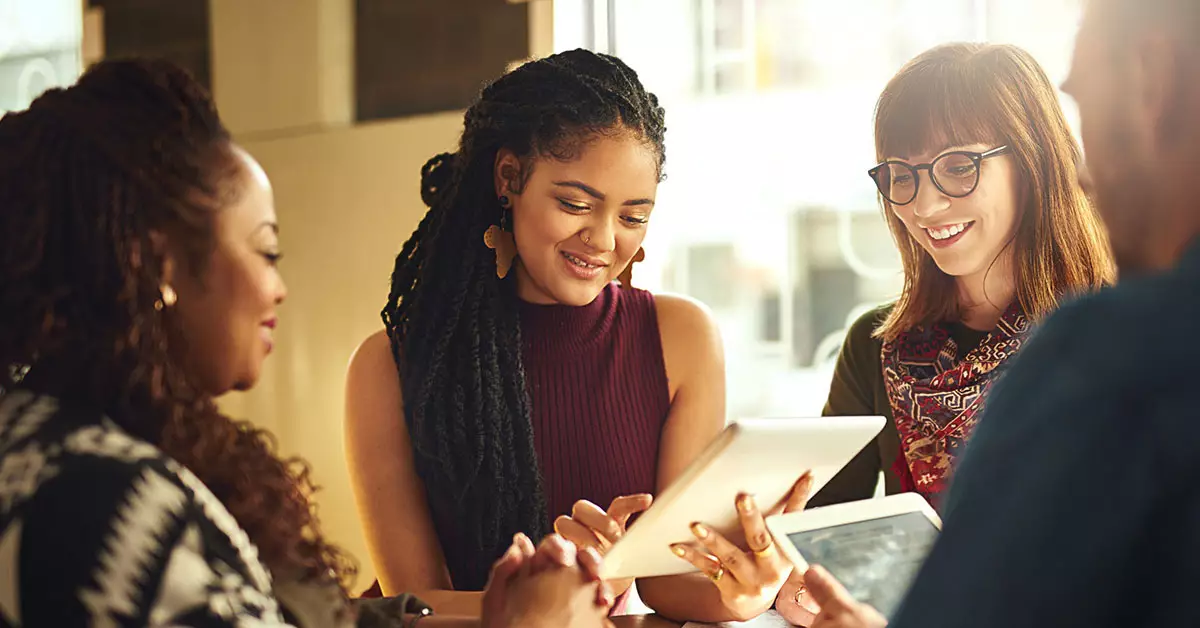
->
[892, 239, 1200, 628]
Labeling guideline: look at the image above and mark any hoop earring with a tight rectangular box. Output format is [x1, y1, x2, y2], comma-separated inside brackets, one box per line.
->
[618, 247, 646, 287]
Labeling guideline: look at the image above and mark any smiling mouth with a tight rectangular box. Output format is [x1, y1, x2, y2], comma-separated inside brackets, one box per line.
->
[924, 221, 974, 241]
[562, 251, 604, 269]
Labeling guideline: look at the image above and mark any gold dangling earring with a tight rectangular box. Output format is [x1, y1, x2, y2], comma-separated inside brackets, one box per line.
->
[484, 195, 517, 279]
[618, 247, 646, 287]
[155, 284, 177, 311]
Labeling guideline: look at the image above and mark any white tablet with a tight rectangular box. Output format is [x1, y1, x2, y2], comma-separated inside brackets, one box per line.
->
[598, 416, 884, 580]
[766, 493, 942, 618]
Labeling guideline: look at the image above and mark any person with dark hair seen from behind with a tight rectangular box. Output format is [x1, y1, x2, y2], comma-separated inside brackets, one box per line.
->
[0, 58, 613, 628]
[801, 1, 1200, 626]
[771, 42, 1115, 625]
[345, 48, 811, 624]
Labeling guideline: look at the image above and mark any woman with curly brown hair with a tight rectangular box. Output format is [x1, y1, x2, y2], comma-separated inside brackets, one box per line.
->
[0, 58, 612, 628]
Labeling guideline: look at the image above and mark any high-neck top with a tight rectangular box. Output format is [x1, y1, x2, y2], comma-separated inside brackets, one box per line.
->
[360, 282, 671, 599]
[519, 282, 671, 534]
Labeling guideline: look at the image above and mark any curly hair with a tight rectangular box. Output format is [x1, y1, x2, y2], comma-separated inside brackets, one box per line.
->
[0, 59, 355, 594]
[382, 49, 667, 590]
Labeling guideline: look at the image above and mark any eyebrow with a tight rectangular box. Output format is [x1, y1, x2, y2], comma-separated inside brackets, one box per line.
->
[890, 145, 983, 163]
[553, 180, 655, 207]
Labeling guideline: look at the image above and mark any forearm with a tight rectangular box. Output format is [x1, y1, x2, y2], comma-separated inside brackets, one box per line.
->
[636, 573, 744, 623]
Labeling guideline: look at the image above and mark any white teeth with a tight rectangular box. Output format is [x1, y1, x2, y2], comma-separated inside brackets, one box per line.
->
[926, 222, 971, 241]
[563, 252, 599, 268]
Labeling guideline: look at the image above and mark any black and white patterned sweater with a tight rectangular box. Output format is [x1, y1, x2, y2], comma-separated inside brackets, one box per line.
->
[0, 390, 342, 628]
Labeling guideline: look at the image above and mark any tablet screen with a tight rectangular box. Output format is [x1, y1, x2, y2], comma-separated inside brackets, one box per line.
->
[786, 511, 938, 618]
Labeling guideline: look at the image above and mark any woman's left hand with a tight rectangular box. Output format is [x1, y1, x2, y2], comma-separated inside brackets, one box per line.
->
[669, 471, 814, 622]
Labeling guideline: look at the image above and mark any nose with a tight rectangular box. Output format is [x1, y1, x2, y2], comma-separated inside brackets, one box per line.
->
[275, 273, 288, 305]
[583, 215, 617, 252]
[911, 170, 951, 221]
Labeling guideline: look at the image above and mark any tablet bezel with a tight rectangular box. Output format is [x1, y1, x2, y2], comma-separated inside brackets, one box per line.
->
[598, 416, 885, 580]
[765, 492, 942, 573]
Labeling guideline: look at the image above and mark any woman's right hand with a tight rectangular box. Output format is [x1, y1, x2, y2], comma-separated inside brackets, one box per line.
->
[776, 569, 822, 626]
[482, 534, 614, 628]
[804, 566, 887, 628]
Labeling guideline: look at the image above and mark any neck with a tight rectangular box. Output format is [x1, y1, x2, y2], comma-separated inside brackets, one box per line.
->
[514, 259, 556, 305]
[955, 250, 1016, 331]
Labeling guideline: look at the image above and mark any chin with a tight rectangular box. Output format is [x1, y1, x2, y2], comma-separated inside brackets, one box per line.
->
[550, 280, 609, 307]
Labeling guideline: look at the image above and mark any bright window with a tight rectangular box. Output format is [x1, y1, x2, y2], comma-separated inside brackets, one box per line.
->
[558, 0, 1083, 420]
[0, 0, 82, 117]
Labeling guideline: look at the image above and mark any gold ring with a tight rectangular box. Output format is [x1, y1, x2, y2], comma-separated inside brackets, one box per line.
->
[752, 543, 775, 558]
[708, 566, 725, 583]
[794, 584, 808, 606]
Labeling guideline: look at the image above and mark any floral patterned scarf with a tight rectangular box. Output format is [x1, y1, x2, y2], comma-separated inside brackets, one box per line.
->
[881, 303, 1030, 508]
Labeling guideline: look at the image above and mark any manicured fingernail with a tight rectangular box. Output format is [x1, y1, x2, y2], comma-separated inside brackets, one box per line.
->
[737, 494, 756, 513]
[671, 544, 687, 557]
[690, 522, 709, 539]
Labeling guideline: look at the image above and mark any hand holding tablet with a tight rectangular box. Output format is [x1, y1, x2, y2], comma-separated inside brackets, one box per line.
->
[766, 493, 942, 620]
[666, 471, 815, 621]
[598, 416, 886, 582]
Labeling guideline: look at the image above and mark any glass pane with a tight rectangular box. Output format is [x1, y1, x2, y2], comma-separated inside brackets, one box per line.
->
[564, 0, 1085, 420]
[0, 0, 81, 116]
[713, 0, 744, 50]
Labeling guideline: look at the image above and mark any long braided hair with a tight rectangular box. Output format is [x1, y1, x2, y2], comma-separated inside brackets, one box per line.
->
[0, 59, 355, 595]
[382, 49, 667, 590]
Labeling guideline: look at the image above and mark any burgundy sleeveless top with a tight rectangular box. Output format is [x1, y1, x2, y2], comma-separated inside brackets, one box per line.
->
[361, 282, 670, 598]
[520, 282, 671, 528]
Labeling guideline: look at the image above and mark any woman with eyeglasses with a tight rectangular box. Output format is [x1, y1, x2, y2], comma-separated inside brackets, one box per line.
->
[772, 42, 1115, 626]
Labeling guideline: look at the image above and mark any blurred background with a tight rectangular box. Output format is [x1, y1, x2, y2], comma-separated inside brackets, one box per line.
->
[2, 0, 1083, 591]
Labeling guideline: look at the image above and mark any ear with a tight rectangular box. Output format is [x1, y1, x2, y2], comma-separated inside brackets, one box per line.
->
[494, 149, 525, 199]
[147, 229, 178, 286]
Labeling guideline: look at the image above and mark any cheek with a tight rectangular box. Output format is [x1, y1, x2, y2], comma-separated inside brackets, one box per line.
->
[615, 227, 647, 258]
[890, 207, 920, 235]
[515, 205, 574, 252]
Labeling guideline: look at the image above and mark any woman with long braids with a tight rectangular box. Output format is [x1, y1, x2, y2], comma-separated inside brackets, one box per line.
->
[346, 48, 809, 623]
[0, 58, 613, 628]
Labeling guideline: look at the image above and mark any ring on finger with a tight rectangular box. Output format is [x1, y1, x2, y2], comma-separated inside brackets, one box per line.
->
[708, 566, 725, 583]
[751, 542, 775, 558]
[794, 584, 809, 606]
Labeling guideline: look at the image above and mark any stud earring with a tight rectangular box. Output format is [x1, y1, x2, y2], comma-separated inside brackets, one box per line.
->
[155, 284, 177, 311]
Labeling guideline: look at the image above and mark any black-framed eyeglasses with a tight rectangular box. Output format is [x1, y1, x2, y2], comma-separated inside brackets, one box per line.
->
[868, 146, 1011, 206]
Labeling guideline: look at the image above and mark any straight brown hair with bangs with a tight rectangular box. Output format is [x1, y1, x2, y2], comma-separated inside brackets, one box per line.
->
[873, 42, 1114, 341]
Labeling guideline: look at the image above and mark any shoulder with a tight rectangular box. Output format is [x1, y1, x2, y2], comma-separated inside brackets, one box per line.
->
[846, 303, 893, 345]
[345, 330, 408, 441]
[650, 291, 722, 350]
[837, 303, 893, 365]
[1023, 275, 1195, 381]
[652, 291, 718, 331]
[973, 276, 1198, 461]
[0, 396, 284, 625]
[347, 330, 402, 396]
[350, 329, 397, 374]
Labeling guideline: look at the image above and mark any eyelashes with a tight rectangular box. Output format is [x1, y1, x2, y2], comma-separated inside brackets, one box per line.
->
[558, 199, 649, 226]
